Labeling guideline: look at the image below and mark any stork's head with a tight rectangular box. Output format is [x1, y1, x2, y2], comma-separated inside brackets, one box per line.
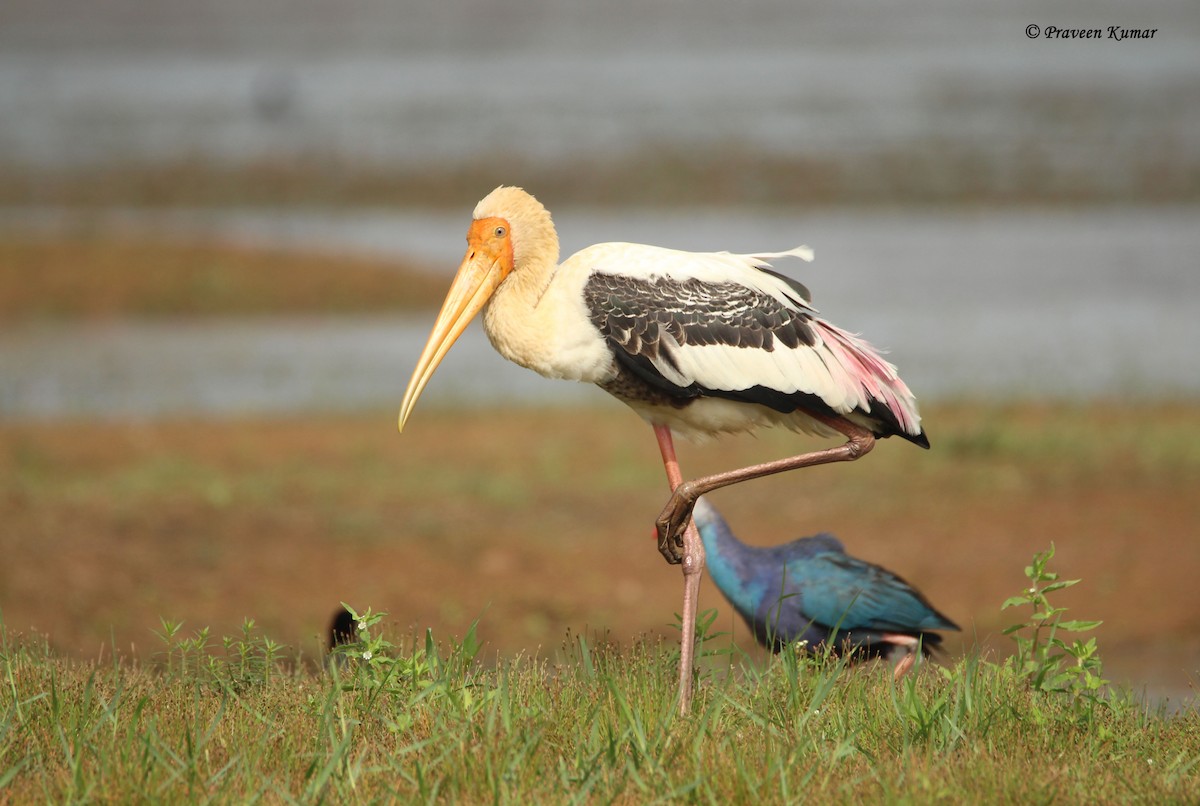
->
[397, 186, 558, 431]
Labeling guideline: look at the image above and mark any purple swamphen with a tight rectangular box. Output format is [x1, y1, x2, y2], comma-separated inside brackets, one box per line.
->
[693, 497, 958, 677]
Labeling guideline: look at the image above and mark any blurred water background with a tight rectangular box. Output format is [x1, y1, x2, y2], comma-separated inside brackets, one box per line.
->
[1, 0, 1199, 417]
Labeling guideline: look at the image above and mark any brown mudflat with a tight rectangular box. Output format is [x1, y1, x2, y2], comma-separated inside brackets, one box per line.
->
[3, 403, 1197, 703]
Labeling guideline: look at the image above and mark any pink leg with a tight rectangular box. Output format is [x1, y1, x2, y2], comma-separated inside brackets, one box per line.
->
[892, 652, 916, 681]
[656, 415, 876, 552]
[653, 423, 706, 716]
[883, 633, 921, 681]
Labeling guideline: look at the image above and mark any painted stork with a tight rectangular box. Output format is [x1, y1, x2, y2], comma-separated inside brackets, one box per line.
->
[692, 497, 957, 679]
[397, 186, 927, 713]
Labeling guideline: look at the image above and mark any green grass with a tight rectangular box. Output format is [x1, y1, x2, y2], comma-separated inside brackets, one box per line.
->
[3, 568, 1198, 804]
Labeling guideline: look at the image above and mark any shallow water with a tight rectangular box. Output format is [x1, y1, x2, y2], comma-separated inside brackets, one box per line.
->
[2, 205, 1197, 419]
[0, 0, 1197, 200]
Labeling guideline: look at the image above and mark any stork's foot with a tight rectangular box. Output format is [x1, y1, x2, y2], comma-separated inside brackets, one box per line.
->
[657, 533, 683, 565]
[655, 482, 699, 564]
[656, 511, 683, 564]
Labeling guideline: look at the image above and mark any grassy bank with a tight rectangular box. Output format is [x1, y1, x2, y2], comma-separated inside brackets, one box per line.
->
[2, 588, 1198, 803]
[4, 143, 1198, 210]
[0, 234, 450, 322]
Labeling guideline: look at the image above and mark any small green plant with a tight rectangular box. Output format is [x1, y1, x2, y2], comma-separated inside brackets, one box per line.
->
[153, 616, 288, 691]
[152, 618, 212, 678]
[1001, 543, 1107, 703]
[328, 603, 401, 682]
[327, 603, 491, 728]
[217, 617, 286, 691]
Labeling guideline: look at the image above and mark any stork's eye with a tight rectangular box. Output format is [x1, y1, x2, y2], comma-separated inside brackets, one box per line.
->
[494, 226, 506, 238]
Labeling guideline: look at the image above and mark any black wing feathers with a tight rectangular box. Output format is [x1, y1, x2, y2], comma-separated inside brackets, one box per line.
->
[584, 272, 817, 357]
[582, 269, 926, 448]
[585, 272, 838, 415]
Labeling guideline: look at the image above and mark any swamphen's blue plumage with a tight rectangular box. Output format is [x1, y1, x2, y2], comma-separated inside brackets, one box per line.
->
[693, 497, 958, 662]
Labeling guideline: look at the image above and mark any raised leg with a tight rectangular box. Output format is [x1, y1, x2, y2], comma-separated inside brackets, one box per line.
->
[656, 415, 875, 553]
[653, 423, 706, 716]
[652, 423, 688, 565]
